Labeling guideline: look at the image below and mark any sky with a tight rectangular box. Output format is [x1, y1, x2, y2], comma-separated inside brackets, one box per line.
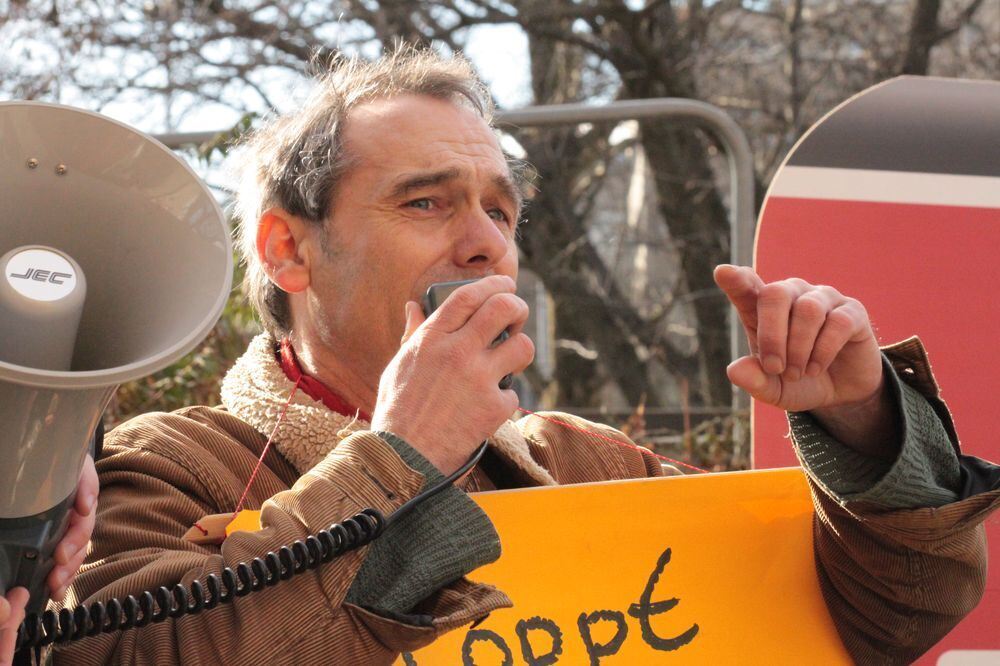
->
[92, 24, 533, 142]
[74, 24, 534, 191]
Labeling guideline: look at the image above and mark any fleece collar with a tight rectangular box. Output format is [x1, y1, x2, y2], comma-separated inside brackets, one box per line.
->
[220, 333, 556, 486]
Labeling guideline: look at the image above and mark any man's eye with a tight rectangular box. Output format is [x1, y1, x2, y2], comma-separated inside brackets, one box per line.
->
[487, 208, 509, 223]
[406, 198, 433, 210]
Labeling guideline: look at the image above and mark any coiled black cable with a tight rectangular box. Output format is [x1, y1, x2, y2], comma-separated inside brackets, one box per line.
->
[15, 440, 488, 654]
[15, 508, 384, 652]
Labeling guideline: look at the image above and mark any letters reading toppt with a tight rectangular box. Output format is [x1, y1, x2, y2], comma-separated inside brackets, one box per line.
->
[403, 547, 699, 666]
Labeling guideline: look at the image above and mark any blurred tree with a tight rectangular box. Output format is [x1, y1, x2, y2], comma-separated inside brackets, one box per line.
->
[2, 0, 994, 465]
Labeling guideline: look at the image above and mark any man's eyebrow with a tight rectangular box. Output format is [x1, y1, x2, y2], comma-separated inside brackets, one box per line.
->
[387, 167, 523, 213]
[493, 173, 523, 213]
[388, 168, 461, 199]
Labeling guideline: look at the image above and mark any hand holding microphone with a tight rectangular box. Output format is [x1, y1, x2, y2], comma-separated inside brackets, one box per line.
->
[370, 275, 534, 475]
[422, 278, 515, 389]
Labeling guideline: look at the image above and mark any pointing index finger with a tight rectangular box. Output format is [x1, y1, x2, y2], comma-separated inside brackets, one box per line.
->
[714, 264, 764, 352]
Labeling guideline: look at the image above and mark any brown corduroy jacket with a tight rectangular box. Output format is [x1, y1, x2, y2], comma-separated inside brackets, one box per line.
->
[51, 336, 999, 665]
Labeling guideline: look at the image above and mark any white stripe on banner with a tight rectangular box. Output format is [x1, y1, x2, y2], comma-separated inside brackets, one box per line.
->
[771, 166, 1000, 209]
[938, 650, 1000, 665]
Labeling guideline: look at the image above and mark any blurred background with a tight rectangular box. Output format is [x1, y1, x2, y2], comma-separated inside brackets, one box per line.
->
[2, 0, 996, 472]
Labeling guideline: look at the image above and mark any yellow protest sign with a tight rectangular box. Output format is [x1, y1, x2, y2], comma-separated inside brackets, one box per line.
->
[399, 468, 850, 664]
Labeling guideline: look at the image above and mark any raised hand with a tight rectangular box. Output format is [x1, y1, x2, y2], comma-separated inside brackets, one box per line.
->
[714, 265, 899, 456]
[713, 264, 884, 412]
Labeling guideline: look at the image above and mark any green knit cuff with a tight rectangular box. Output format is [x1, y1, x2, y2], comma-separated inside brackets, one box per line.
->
[790, 355, 962, 509]
[345, 432, 501, 615]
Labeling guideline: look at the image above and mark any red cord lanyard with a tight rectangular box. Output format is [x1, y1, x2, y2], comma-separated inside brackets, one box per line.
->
[187, 377, 302, 544]
[232, 375, 304, 517]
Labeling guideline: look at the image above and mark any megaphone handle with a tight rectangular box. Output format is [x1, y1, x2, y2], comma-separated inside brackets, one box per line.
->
[0, 494, 74, 616]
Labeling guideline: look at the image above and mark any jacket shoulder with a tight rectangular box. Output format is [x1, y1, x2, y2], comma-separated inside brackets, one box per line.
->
[101, 406, 298, 495]
[514, 411, 680, 483]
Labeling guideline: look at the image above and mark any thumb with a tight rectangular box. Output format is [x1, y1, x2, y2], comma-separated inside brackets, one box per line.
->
[727, 356, 781, 404]
[400, 301, 426, 345]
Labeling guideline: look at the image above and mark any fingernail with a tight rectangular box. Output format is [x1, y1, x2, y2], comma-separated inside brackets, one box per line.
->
[84, 493, 96, 513]
[785, 366, 802, 382]
[763, 355, 783, 374]
[806, 362, 822, 377]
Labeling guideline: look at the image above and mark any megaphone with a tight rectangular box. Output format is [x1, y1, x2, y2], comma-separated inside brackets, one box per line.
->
[0, 101, 232, 614]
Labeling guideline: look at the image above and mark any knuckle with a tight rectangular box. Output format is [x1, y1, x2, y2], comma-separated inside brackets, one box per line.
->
[816, 285, 842, 299]
[786, 277, 811, 290]
[845, 298, 868, 318]
[485, 293, 527, 325]
[758, 283, 789, 303]
[494, 292, 521, 317]
[757, 331, 782, 350]
[483, 274, 515, 293]
[826, 309, 855, 331]
[757, 326, 780, 343]
[450, 287, 479, 311]
[512, 291, 529, 310]
[792, 294, 827, 321]
[513, 332, 535, 361]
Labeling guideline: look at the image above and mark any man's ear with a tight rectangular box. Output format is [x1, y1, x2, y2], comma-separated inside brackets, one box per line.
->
[256, 208, 312, 293]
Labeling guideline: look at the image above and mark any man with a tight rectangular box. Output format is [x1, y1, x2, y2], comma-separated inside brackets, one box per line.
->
[53, 50, 998, 665]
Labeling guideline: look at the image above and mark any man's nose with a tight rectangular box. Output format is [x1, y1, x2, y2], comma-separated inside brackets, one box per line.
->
[454, 207, 509, 268]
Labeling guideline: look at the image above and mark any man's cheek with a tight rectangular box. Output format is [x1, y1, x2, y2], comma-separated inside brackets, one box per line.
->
[502, 245, 519, 279]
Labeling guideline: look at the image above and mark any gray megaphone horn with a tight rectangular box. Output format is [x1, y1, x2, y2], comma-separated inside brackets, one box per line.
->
[0, 101, 232, 614]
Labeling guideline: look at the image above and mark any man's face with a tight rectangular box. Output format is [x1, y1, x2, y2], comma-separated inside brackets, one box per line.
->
[302, 94, 521, 383]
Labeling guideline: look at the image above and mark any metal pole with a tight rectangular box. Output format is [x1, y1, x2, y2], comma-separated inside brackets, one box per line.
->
[155, 98, 756, 430]
[494, 99, 755, 424]
[497, 97, 755, 359]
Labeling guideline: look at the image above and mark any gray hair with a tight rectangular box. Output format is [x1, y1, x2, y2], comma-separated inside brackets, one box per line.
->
[232, 47, 496, 337]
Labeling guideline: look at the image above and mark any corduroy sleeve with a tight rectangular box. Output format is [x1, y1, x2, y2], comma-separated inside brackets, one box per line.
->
[788, 338, 1000, 665]
[50, 411, 507, 666]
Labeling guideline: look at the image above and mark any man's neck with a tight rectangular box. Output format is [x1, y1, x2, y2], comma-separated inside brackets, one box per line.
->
[288, 332, 379, 417]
